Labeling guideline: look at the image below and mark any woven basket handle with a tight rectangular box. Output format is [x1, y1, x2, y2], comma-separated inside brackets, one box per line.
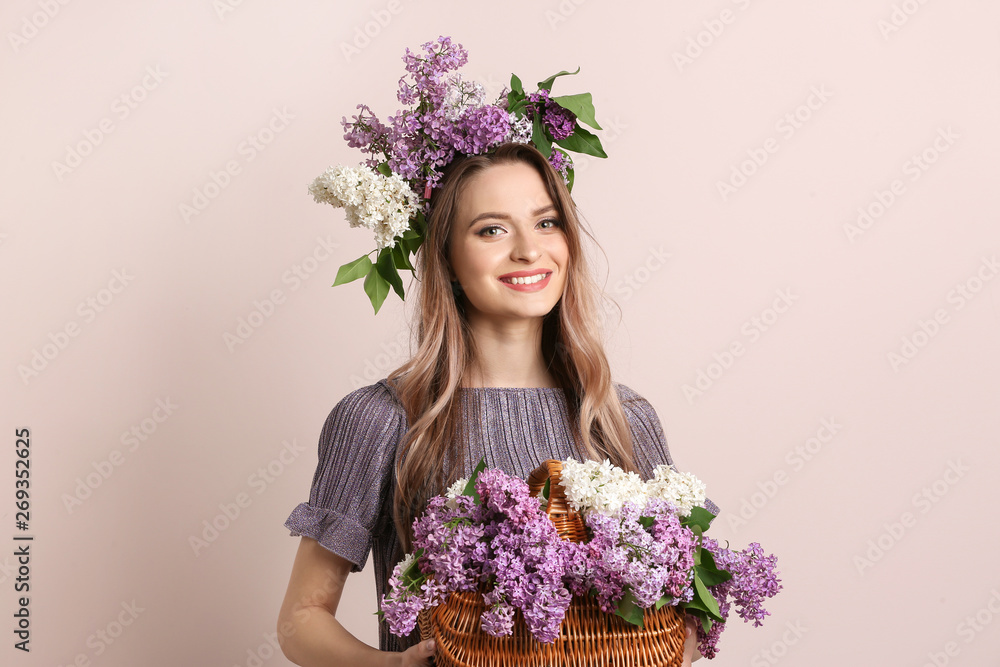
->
[527, 459, 588, 543]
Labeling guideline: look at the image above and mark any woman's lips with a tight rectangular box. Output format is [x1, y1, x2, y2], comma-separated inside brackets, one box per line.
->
[499, 271, 552, 291]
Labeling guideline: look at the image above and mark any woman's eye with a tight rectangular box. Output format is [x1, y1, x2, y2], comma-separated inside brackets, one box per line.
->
[539, 218, 562, 229]
[477, 225, 503, 237]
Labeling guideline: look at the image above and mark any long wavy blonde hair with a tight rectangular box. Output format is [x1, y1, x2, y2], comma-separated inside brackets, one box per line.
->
[387, 142, 635, 550]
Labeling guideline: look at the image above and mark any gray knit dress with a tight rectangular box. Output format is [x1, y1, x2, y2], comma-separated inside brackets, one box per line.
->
[283, 377, 719, 653]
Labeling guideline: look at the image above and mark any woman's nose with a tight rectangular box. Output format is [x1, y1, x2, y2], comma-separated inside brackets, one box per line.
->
[511, 231, 541, 262]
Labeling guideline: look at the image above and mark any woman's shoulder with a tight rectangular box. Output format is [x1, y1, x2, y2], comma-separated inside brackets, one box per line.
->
[611, 380, 654, 407]
[323, 377, 407, 426]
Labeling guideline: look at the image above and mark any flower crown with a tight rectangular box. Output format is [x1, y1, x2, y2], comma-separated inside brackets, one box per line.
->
[309, 36, 608, 314]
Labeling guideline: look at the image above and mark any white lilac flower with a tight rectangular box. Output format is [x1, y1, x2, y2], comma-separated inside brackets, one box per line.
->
[644, 465, 707, 517]
[560, 458, 647, 518]
[440, 74, 487, 121]
[445, 477, 469, 509]
[506, 112, 533, 144]
[308, 165, 419, 250]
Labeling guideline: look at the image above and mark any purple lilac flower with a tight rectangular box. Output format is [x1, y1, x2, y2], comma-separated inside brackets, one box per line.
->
[526, 88, 578, 141]
[451, 105, 511, 155]
[581, 500, 697, 613]
[397, 36, 468, 106]
[695, 537, 782, 658]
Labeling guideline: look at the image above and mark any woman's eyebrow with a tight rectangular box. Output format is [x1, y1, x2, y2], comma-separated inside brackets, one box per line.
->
[467, 205, 556, 228]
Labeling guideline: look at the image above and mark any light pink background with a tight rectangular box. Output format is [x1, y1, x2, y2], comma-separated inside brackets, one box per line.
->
[3, 1, 999, 665]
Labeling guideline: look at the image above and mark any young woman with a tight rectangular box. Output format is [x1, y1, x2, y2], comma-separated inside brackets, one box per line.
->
[277, 142, 712, 666]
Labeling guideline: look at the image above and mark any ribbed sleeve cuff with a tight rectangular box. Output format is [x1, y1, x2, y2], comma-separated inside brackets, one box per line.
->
[284, 502, 373, 572]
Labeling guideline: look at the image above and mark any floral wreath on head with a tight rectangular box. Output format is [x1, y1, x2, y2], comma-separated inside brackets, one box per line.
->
[308, 35, 608, 314]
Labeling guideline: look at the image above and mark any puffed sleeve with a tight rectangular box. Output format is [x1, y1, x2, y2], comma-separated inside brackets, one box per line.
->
[284, 380, 406, 572]
[616, 383, 721, 516]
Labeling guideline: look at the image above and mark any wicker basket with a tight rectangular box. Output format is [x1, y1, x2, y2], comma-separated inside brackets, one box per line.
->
[418, 459, 686, 666]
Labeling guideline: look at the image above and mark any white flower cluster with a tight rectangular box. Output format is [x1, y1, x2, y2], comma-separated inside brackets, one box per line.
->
[441, 74, 487, 121]
[645, 465, 707, 517]
[506, 112, 533, 144]
[308, 165, 419, 250]
[444, 477, 468, 510]
[560, 458, 707, 518]
[560, 458, 647, 517]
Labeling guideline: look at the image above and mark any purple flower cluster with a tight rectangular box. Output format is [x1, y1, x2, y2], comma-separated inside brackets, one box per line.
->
[338, 35, 584, 200]
[526, 88, 577, 140]
[572, 499, 696, 613]
[472, 469, 573, 643]
[695, 537, 782, 658]
[380, 468, 575, 644]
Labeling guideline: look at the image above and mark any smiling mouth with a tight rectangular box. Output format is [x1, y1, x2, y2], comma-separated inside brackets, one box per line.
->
[499, 272, 551, 285]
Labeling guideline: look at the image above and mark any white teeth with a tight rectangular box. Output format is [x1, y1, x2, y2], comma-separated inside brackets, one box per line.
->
[503, 273, 548, 285]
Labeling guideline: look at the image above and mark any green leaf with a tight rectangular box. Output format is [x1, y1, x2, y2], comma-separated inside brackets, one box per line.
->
[463, 458, 488, 505]
[537, 66, 581, 91]
[614, 589, 645, 628]
[692, 571, 723, 621]
[400, 228, 423, 255]
[683, 506, 716, 532]
[376, 162, 392, 177]
[391, 244, 413, 271]
[696, 564, 732, 588]
[363, 268, 390, 314]
[541, 478, 551, 501]
[531, 113, 552, 158]
[510, 73, 524, 95]
[332, 254, 373, 286]
[550, 93, 602, 130]
[655, 594, 674, 611]
[554, 125, 606, 158]
[638, 516, 655, 529]
[412, 210, 427, 235]
[565, 166, 575, 193]
[400, 548, 426, 588]
[376, 247, 405, 300]
[694, 547, 732, 586]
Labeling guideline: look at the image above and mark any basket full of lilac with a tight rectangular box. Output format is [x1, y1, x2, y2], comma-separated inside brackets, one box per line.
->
[379, 458, 781, 666]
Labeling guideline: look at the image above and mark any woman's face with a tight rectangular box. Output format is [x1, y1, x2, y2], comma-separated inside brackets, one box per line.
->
[447, 161, 569, 328]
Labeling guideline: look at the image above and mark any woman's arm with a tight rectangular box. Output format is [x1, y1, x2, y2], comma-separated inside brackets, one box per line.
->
[276, 536, 435, 667]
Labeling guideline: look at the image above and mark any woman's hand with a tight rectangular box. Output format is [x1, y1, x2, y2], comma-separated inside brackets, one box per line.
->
[399, 638, 435, 666]
[682, 615, 700, 666]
